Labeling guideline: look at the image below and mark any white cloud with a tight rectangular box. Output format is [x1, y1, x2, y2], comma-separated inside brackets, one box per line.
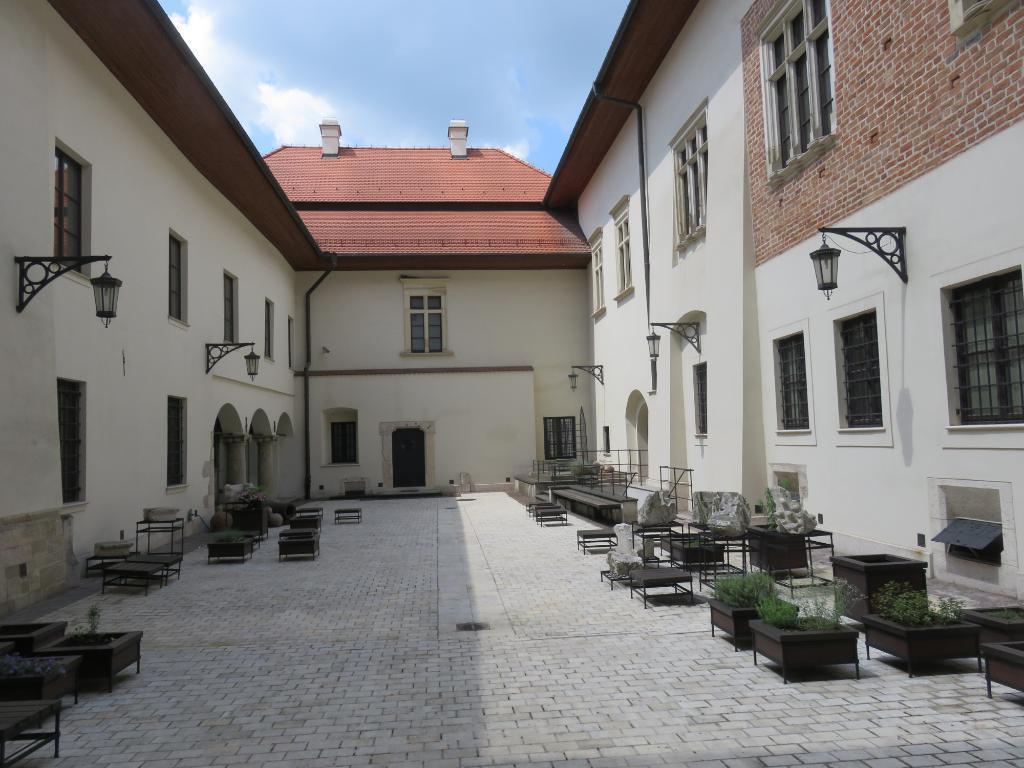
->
[499, 140, 531, 160]
[256, 84, 335, 146]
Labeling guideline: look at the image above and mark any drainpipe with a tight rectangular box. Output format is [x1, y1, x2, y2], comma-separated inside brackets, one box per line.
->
[303, 258, 336, 500]
[590, 83, 655, 391]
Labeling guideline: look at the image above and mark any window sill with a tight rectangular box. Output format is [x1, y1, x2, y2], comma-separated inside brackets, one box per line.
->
[321, 463, 360, 468]
[165, 484, 189, 494]
[168, 316, 189, 330]
[776, 428, 812, 435]
[400, 350, 454, 358]
[946, 423, 1024, 432]
[592, 305, 607, 321]
[613, 285, 635, 304]
[837, 426, 886, 434]
[767, 134, 837, 188]
[61, 500, 88, 510]
[676, 227, 706, 252]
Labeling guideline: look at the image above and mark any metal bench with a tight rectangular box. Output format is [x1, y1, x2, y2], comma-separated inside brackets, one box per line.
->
[534, 506, 568, 526]
[627, 568, 694, 609]
[0, 700, 61, 766]
[333, 508, 362, 524]
[102, 561, 166, 595]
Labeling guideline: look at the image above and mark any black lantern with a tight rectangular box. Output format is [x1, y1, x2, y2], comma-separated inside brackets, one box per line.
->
[244, 348, 260, 380]
[646, 332, 661, 359]
[568, 371, 579, 391]
[90, 264, 122, 327]
[810, 239, 840, 299]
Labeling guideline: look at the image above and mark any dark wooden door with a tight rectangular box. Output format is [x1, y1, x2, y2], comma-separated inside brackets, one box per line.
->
[392, 428, 426, 487]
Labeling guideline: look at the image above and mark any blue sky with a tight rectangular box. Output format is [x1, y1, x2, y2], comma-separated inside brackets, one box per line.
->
[157, 0, 629, 173]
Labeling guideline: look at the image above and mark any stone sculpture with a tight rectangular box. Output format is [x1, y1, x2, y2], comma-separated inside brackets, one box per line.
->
[637, 490, 677, 526]
[606, 522, 643, 577]
[706, 492, 751, 537]
[769, 486, 817, 534]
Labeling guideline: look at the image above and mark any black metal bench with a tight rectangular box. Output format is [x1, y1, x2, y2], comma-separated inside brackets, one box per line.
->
[334, 508, 362, 524]
[534, 506, 568, 526]
[102, 561, 166, 594]
[0, 700, 61, 767]
[628, 568, 694, 609]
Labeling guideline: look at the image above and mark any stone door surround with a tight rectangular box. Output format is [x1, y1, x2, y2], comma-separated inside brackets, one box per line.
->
[379, 421, 436, 488]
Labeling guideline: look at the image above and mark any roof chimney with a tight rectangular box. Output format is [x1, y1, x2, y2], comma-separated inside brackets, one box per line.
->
[448, 119, 468, 159]
[320, 118, 341, 157]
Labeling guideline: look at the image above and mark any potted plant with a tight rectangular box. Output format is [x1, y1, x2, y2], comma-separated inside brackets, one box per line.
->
[707, 572, 777, 650]
[0, 622, 67, 654]
[830, 554, 927, 619]
[747, 487, 813, 573]
[207, 531, 256, 563]
[963, 606, 1024, 644]
[981, 641, 1024, 697]
[861, 582, 981, 677]
[0, 653, 82, 703]
[749, 581, 861, 683]
[31, 605, 143, 692]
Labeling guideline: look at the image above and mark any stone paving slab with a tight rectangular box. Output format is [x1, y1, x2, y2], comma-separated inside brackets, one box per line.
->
[20, 493, 1024, 767]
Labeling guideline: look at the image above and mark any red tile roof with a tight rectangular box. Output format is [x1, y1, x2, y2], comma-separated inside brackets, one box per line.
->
[265, 146, 551, 203]
[298, 209, 589, 256]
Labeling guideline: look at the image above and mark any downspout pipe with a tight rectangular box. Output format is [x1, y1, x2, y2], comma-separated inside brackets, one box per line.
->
[303, 258, 336, 500]
[590, 83, 656, 389]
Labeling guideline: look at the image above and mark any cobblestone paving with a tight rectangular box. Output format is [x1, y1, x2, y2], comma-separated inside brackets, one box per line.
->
[26, 494, 1024, 767]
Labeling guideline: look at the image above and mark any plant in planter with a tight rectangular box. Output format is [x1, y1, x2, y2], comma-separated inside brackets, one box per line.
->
[0, 653, 82, 704]
[861, 582, 980, 677]
[749, 581, 861, 683]
[830, 553, 927, 619]
[208, 531, 256, 563]
[707, 572, 777, 650]
[748, 487, 815, 573]
[963, 606, 1024, 644]
[33, 605, 143, 692]
[0, 622, 67, 654]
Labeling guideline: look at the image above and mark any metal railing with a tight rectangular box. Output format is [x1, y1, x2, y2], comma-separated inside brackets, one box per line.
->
[658, 465, 694, 517]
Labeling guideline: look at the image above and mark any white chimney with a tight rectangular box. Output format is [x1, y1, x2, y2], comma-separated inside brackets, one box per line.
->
[448, 119, 468, 159]
[320, 118, 341, 157]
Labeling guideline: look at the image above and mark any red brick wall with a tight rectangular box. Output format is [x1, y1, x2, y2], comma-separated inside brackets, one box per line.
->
[742, 0, 1024, 265]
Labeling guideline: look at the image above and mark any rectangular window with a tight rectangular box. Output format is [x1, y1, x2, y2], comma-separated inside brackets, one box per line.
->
[223, 273, 236, 343]
[673, 108, 709, 246]
[694, 363, 708, 435]
[543, 416, 577, 460]
[951, 270, 1024, 424]
[408, 294, 444, 353]
[840, 312, 883, 427]
[762, 0, 833, 173]
[57, 379, 83, 503]
[330, 421, 358, 464]
[167, 396, 186, 486]
[168, 234, 184, 321]
[288, 316, 294, 368]
[264, 299, 274, 360]
[603, 426, 610, 454]
[53, 149, 82, 264]
[591, 237, 605, 310]
[614, 208, 632, 293]
[777, 333, 810, 429]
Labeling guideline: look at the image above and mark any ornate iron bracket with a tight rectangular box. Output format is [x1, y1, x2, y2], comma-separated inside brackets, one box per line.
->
[206, 342, 255, 374]
[571, 365, 604, 385]
[15, 255, 110, 312]
[651, 322, 701, 354]
[819, 227, 908, 283]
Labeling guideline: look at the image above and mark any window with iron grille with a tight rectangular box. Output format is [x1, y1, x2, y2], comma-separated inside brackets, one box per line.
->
[57, 379, 83, 503]
[408, 294, 443, 353]
[694, 363, 708, 435]
[951, 269, 1024, 424]
[330, 421, 358, 464]
[543, 416, 576, 460]
[603, 426, 610, 454]
[673, 107, 708, 246]
[264, 299, 274, 360]
[167, 397, 186, 486]
[169, 234, 184, 320]
[776, 333, 809, 429]
[54, 148, 82, 265]
[840, 312, 883, 427]
[287, 316, 294, 368]
[223, 272, 236, 343]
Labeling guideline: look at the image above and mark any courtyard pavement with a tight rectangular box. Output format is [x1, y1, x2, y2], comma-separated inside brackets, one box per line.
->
[21, 493, 1024, 767]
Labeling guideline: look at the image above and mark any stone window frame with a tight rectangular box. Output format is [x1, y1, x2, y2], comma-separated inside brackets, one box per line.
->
[611, 198, 633, 300]
[590, 230, 606, 315]
[401, 277, 450, 356]
[223, 271, 238, 343]
[168, 230, 188, 325]
[758, 0, 837, 184]
[166, 395, 186, 488]
[57, 378, 86, 505]
[323, 407, 359, 467]
[670, 100, 709, 251]
[693, 362, 708, 437]
[766, 317, 817, 446]
[947, 0, 1016, 40]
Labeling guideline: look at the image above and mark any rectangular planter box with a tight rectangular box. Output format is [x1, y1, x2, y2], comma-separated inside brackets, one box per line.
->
[0, 643, 13, 656]
[278, 532, 319, 560]
[861, 614, 980, 677]
[707, 599, 759, 651]
[669, 537, 724, 568]
[750, 620, 860, 683]
[831, 555, 928, 619]
[207, 537, 255, 563]
[32, 631, 142, 692]
[982, 641, 1024, 697]
[963, 608, 1024, 644]
[0, 624, 67, 655]
[0, 656, 82, 704]
[229, 505, 268, 539]
[748, 527, 808, 572]
[289, 516, 321, 531]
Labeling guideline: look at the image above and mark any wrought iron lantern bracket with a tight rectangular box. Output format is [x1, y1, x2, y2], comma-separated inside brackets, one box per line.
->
[819, 227, 908, 283]
[206, 342, 256, 374]
[15, 255, 111, 312]
[570, 364, 605, 386]
[651, 322, 701, 354]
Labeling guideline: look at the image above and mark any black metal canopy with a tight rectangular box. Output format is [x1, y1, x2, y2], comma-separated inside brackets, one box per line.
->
[932, 518, 1002, 549]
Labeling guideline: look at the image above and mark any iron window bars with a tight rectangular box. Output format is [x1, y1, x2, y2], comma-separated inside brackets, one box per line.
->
[330, 421, 357, 464]
[169, 235, 183, 320]
[777, 333, 810, 429]
[223, 273, 236, 343]
[167, 397, 185, 486]
[543, 416, 577, 460]
[840, 312, 883, 427]
[57, 379, 82, 503]
[694, 363, 708, 435]
[951, 269, 1024, 424]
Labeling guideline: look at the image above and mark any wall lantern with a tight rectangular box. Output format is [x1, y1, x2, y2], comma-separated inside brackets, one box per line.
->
[568, 364, 604, 390]
[15, 254, 122, 326]
[811, 227, 908, 300]
[650, 321, 701, 353]
[206, 342, 260, 381]
[646, 332, 661, 360]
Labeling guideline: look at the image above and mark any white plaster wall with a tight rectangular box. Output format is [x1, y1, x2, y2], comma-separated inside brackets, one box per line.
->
[755, 121, 1024, 596]
[576, 0, 764, 501]
[0, 2, 300, 559]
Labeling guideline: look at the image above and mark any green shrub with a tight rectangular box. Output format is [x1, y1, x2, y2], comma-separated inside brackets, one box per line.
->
[712, 572, 776, 608]
[791, 580, 860, 631]
[873, 582, 965, 627]
[757, 596, 800, 629]
[761, 487, 778, 531]
[991, 607, 1024, 621]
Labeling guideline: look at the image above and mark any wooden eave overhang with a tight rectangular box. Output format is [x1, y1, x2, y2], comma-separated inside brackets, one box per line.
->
[47, 0, 325, 270]
[318, 252, 591, 271]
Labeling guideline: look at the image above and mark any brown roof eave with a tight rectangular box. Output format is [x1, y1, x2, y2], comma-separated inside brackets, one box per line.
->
[315, 252, 591, 271]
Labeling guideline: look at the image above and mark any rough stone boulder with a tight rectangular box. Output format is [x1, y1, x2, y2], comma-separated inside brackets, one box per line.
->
[606, 522, 643, 577]
[707, 492, 751, 537]
[637, 490, 676, 526]
[770, 486, 817, 534]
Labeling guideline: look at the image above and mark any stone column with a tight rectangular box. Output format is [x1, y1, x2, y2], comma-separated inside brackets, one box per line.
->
[256, 437, 276, 496]
[225, 435, 247, 485]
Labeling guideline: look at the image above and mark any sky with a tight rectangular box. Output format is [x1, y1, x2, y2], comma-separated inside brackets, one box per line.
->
[156, 0, 630, 173]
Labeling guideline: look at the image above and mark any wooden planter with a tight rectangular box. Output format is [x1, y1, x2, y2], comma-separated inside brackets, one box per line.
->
[861, 614, 980, 677]
[982, 641, 1024, 697]
[0, 624, 67, 655]
[229, 504, 268, 540]
[207, 537, 255, 563]
[830, 554, 928, 619]
[0, 656, 82, 704]
[669, 537, 724, 568]
[278, 532, 319, 560]
[33, 631, 142, 692]
[963, 608, 1024, 644]
[289, 516, 321, 531]
[748, 527, 808, 572]
[707, 599, 759, 651]
[749, 620, 860, 683]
